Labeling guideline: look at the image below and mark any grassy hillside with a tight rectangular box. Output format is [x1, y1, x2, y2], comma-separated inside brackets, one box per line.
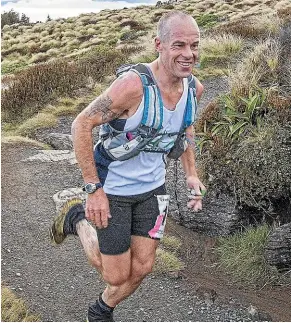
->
[1, 0, 289, 75]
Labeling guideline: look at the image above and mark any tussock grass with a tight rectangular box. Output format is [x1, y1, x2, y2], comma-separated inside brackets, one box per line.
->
[154, 248, 185, 275]
[51, 105, 78, 116]
[1, 136, 51, 149]
[1, 286, 40, 321]
[16, 113, 58, 136]
[161, 235, 182, 252]
[193, 66, 228, 80]
[229, 40, 279, 98]
[216, 225, 278, 286]
[201, 34, 243, 56]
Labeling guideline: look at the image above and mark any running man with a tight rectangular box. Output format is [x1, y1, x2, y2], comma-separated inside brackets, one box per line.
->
[50, 10, 206, 321]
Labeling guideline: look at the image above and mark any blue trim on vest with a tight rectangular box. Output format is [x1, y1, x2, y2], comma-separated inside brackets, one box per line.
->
[157, 89, 164, 130]
[184, 90, 193, 128]
[142, 86, 150, 125]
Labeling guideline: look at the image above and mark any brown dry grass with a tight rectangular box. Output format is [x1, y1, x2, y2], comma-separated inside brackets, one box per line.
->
[1, 286, 40, 322]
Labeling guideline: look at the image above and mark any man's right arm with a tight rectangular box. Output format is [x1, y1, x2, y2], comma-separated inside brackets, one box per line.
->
[71, 72, 143, 228]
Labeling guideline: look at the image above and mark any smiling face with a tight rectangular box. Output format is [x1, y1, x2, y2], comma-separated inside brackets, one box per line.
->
[156, 16, 200, 79]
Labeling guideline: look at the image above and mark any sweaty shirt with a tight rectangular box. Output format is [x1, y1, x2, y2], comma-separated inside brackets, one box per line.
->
[94, 77, 189, 196]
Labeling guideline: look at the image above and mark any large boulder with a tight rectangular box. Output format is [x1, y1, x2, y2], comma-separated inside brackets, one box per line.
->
[264, 223, 291, 269]
[166, 159, 241, 236]
[42, 133, 73, 150]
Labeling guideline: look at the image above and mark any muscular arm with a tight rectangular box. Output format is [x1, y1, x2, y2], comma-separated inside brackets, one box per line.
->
[71, 72, 143, 183]
[71, 72, 143, 228]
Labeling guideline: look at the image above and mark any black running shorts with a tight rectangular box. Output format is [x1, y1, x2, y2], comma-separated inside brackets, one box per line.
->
[96, 184, 169, 255]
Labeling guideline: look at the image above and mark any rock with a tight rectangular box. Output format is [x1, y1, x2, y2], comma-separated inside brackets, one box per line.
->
[166, 159, 241, 236]
[53, 187, 87, 212]
[264, 223, 291, 269]
[16, 273, 21, 276]
[23, 150, 77, 164]
[247, 305, 273, 321]
[42, 133, 73, 150]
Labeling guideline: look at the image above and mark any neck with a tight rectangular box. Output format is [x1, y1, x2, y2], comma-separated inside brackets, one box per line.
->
[149, 60, 182, 91]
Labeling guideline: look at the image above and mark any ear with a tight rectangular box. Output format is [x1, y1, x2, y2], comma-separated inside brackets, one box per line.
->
[154, 36, 162, 53]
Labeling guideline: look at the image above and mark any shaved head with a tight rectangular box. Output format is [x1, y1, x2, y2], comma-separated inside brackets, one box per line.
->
[157, 11, 199, 43]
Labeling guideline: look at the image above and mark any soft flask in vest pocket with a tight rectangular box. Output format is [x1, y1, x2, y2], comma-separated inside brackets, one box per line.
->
[167, 132, 188, 159]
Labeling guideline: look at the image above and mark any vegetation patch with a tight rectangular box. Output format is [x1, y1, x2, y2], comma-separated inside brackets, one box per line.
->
[161, 235, 182, 252]
[201, 34, 243, 56]
[1, 286, 40, 321]
[154, 248, 185, 275]
[1, 136, 51, 149]
[216, 225, 278, 286]
[16, 113, 58, 136]
[195, 13, 219, 28]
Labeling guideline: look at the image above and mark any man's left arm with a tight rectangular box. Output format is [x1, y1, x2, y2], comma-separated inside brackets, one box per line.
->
[180, 77, 205, 212]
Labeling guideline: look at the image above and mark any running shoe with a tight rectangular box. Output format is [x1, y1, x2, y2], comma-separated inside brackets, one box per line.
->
[87, 297, 114, 322]
[49, 198, 85, 244]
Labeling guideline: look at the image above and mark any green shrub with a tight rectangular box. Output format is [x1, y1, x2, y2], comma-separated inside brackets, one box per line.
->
[1, 45, 133, 123]
[195, 13, 219, 28]
[77, 45, 128, 82]
[1, 59, 28, 74]
[216, 225, 277, 285]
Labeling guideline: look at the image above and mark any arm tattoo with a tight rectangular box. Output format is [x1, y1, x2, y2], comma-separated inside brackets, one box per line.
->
[84, 94, 121, 122]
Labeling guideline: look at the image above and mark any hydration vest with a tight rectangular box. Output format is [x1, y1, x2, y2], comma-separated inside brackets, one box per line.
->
[99, 63, 198, 161]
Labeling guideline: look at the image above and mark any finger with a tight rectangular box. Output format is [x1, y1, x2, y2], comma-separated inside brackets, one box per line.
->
[188, 195, 203, 200]
[187, 199, 196, 208]
[187, 199, 202, 211]
[193, 200, 202, 212]
[100, 210, 109, 228]
[85, 208, 94, 221]
[93, 212, 102, 229]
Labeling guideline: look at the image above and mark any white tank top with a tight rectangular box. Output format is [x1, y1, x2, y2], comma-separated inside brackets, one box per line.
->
[99, 77, 189, 196]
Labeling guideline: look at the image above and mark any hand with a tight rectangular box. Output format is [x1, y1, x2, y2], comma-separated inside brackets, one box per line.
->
[186, 175, 206, 212]
[85, 189, 111, 229]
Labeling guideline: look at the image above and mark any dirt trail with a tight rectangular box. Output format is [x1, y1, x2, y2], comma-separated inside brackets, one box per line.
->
[2, 141, 291, 322]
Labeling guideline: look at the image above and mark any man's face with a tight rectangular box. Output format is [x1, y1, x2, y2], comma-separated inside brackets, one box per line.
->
[156, 18, 200, 78]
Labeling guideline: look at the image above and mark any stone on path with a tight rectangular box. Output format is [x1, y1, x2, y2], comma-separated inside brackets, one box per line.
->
[42, 133, 73, 150]
[23, 150, 77, 164]
[53, 187, 87, 212]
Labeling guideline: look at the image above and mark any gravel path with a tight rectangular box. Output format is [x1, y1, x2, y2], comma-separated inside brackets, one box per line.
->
[2, 142, 254, 322]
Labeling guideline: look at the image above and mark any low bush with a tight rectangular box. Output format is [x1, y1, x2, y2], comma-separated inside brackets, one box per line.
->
[198, 113, 291, 217]
[1, 45, 141, 123]
[2, 60, 85, 122]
